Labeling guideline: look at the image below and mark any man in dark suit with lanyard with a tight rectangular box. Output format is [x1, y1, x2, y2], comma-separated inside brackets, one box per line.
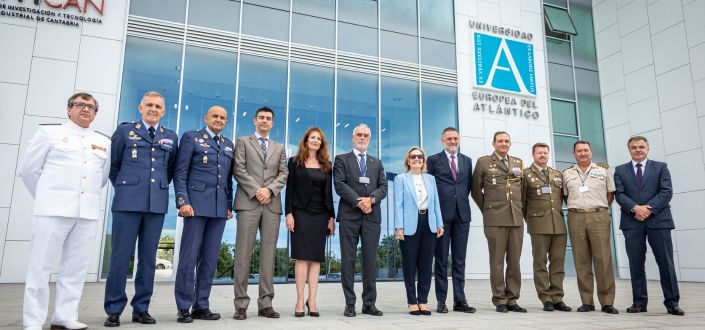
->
[426, 127, 476, 313]
[614, 136, 684, 316]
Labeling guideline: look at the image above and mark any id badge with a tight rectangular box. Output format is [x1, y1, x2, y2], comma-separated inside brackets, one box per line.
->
[541, 186, 552, 194]
[579, 185, 589, 193]
[359, 176, 370, 184]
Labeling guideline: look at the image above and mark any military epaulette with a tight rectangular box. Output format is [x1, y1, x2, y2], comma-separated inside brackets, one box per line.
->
[478, 155, 492, 160]
[95, 131, 110, 139]
[39, 123, 61, 125]
[160, 126, 175, 134]
[563, 165, 577, 172]
[596, 162, 609, 169]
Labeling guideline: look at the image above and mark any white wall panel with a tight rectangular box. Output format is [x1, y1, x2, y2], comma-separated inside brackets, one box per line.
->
[651, 23, 690, 76]
[32, 22, 81, 62]
[670, 190, 705, 231]
[75, 36, 123, 95]
[689, 43, 705, 83]
[596, 24, 621, 60]
[656, 65, 695, 112]
[593, 0, 618, 33]
[598, 53, 626, 95]
[24, 58, 77, 117]
[627, 96, 660, 134]
[683, 0, 705, 47]
[666, 149, 705, 193]
[617, 0, 648, 37]
[0, 145, 19, 208]
[0, 83, 27, 145]
[675, 230, 705, 268]
[81, 0, 128, 40]
[694, 79, 705, 117]
[620, 26, 653, 75]
[0, 24, 35, 85]
[601, 90, 629, 129]
[661, 103, 699, 154]
[647, 0, 683, 35]
[624, 65, 657, 104]
[0, 241, 30, 283]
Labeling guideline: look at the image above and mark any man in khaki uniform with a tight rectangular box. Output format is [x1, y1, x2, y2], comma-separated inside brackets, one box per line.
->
[522, 143, 572, 312]
[563, 140, 618, 314]
[471, 131, 526, 313]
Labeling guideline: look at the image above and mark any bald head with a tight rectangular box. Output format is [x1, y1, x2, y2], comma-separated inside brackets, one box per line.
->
[204, 106, 228, 135]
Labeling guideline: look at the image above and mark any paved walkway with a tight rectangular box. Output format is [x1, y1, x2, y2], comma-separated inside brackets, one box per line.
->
[1, 279, 703, 329]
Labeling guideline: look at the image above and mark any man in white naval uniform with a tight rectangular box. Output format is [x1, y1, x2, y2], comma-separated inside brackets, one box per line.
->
[17, 92, 111, 330]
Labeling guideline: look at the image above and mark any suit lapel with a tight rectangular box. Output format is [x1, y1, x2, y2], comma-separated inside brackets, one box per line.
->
[266, 140, 276, 162]
[134, 123, 151, 142]
[248, 135, 266, 162]
[638, 160, 653, 188]
[494, 154, 508, 172]
[349, 152, 362, 177]
[200, 129, 219, 151]
[404, 172, 419, 208]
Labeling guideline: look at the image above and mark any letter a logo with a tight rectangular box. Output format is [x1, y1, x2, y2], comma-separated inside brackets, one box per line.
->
[474, 33, 536, 95]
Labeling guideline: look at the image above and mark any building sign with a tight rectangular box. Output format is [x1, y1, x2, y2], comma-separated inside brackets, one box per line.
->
[0, 0, 104, 27]
[470, 20, 539, 120]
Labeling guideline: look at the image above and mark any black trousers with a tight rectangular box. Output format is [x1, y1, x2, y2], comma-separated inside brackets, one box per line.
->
[434, 207, 469, 304]
[340, 217, 381, 307]
[400, 213, 436, 304]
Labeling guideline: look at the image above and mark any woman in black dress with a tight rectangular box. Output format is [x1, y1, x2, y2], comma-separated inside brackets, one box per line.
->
[285, 127, 335, 317]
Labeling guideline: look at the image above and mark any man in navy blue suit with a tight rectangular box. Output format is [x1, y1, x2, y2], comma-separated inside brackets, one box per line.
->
[173, 106, 234, 323]
[614, 136, 684, 316]
[104, 91, 179, 327]
[426, 127, 475, 314]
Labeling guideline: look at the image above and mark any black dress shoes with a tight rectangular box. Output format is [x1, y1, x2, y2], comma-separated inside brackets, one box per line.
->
[453, 301, 477, 313]
[496, 304, 509, 313]
[667, 306, 685, 316]
[192, 309, 221, 320]
[577, 304, 595, 312]
[344, 305, 356, 317]
[437, 303, 449, 313]
[104, 313, 120, 327]
[602, 305, 619, 314]
[362, 305, 383, 316]
[233, 308, 247, 320]
[132, 311, 157, 324]
[306, 300, 320, 317]
[626, 304, 647, 313]
[258, 307, 280, 318]
[543, 302, 555, 311]
[553, 302, 572, 312]
[508, 304, 527, 313]
[176, 310, 193, 323]
[408, 305, 421, 316]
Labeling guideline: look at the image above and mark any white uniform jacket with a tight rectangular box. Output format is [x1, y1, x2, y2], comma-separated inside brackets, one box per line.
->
[17, 121, 111, 220]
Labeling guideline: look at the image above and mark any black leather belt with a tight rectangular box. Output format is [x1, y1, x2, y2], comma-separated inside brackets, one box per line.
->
[418, 209, 427, 214]
[568, 207, 608, 213]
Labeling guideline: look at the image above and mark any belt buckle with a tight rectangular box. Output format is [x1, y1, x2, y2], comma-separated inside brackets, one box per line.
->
[418, 209, 427, 215]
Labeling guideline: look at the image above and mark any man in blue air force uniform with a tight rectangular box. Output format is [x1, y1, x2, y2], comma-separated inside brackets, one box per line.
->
[173, 106, 235, 323]
[103, 91, 179, 327]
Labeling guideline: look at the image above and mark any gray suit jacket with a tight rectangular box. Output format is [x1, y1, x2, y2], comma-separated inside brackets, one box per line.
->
[334, 151, 388, 223]
[233, 135, 288, 214]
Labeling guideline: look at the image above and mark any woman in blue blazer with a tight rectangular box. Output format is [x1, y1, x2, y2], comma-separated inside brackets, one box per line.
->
[395, 147, 445, 315]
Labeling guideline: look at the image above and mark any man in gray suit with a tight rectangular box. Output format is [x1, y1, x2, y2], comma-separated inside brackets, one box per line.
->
[232, 107, 288, 320]
[334, 124, 388, 317]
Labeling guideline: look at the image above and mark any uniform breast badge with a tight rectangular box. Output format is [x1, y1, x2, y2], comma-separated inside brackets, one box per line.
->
[62, 136, 69, 144]
[202, 155, 208, 164]
[132, 149, 138, 159]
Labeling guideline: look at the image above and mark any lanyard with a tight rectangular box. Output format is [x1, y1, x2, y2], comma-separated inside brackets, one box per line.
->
[577, 165, 593, 186]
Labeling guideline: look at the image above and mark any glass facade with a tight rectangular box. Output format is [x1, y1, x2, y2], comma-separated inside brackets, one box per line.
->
[106, 0, 458, 282]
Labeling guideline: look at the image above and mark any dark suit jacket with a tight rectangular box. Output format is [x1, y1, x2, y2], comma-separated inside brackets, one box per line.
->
[284, 157, 335, 218]
[614, 159, 674, 230]
[333, 151, 388, 223]
[427, 151, 473, 223]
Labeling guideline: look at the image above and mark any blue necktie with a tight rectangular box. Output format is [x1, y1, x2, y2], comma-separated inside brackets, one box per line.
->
[358, 153, 367, 176]
[636, 163, 643, 186]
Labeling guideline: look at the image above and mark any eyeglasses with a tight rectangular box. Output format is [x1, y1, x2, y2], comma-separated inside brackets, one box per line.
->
[355, 133, 370, 138]
[409, 154, 424, 160]
[72, 102, 96, 111]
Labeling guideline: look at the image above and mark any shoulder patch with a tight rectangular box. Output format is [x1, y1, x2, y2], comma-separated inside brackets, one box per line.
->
[95, 131, 110, 139]
[596, 162, 609, 169]
[563, 165, 576, 172]
[39, 123, 61, 126]
[119, 122, 134, 126]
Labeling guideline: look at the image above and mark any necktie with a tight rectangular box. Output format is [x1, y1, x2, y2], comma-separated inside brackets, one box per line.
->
[213, 135, 220, 149]
[148, 126, 155, 141]
[542, 168, 549, 181]
[502, 157, 509, 169]
[636, 163, 643, 186]
[259, 137, 268, 159]
[358, 153, 367, 176]
[450, 155, 458, 181]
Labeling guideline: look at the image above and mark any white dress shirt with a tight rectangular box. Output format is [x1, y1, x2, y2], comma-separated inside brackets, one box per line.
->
[412, 173, 429, 210]
[632, 159, 648, 175]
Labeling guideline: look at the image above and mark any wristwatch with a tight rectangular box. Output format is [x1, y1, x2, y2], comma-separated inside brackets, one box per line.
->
[370, 196, 376, 204]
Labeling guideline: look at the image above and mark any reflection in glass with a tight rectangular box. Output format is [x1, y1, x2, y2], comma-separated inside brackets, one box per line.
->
[551, 99, 578, 135]
[129, 0, 186, 23]
[570, 0, 598, 70]
[421, 38, 456, 69]
[336, 70, 379, 157]
[338, 22, 378, 56]
[236, 55, 288, 143]
[292, 14, 335, 49]
[544, 5, 578, 35]
[293, 0, 334, 19]
[187, 0, 240, 32]
[287, 63, 334, 156]
[339, 0, 377, 27]
[548, 63, 575, 101]
[575, 69, 606, 163]
[381, 30, 419, 63]
[247, 0, 289, 11]
[546, 38, 572, 66]
[422, 83, 457, 154]
[179, 46, 237, 139]
[241, 4, 289, 41]
[380, 0, 418, 35]
[381, 76, 419, 174]
[553, 135, 578, 164]
[420, 0, 455, 42]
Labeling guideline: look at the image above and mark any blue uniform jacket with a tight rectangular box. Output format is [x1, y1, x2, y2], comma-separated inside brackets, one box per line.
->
[174, 129, 234, 219]
[109, 122, 178, 214]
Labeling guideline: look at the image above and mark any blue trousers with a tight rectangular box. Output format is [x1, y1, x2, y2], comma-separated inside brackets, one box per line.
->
[434, 207, 470, 304]
[104, 211, 165, 314]
[174, 216, 226, 311]
[623, 226, 680, 308]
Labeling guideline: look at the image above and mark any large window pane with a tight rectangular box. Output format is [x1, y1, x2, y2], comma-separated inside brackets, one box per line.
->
[292, 14, 335, 49]
[544, 5, 578, 35]
[381, 30, 419, 63]
[287, 63, 334, 156]
[179, 46, 237, 139]
[422, 83, 457, 153]
[130, 0, 186, 23]
[236, 55, 288, 143]
[570, 0, 598, 70]
[338, 22, 378, 56]
[546, 38, 572, 66]
[381, 77, 419, 174]
[551, 99, 578, 135]
[420, 0, 454, 42]
[548, 63, 575, 100]
[242, 4, 289, 41]
[339, 0, 377, 27]
[336, 70, 378, 157]
[293, 0, 334, 19]
[247, 0, 289, 11]
[421, 38, 455, 69]
[187, 0, 240, 32]
[553, 134, 578, 165]
[575, 69, 606, 163]
[380, 0, 418, 35]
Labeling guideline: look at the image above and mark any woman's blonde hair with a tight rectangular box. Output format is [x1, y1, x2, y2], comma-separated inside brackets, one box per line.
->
[403, 146, 427, 173]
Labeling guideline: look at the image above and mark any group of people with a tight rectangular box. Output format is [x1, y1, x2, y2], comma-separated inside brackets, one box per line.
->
[18, 92, 684, 330]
